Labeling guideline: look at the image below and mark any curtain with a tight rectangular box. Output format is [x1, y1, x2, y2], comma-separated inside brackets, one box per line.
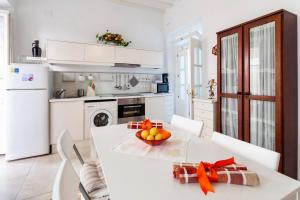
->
[221, 98, 238, 138]
[250, 22, 275, 96]
[250, 100, 275, 150]
[249, 22, 276, 151]
[221, 33, 238, 93]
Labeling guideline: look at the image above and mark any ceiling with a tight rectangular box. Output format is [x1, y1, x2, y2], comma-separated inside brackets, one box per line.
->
[114, 0, 176, 11]
[0, 0, 14, 7]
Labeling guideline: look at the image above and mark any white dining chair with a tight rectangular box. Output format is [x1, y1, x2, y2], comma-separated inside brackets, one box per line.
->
[57, 129, 85, 165]
[171, 114, 204, 137]
[52, 159, 80, 200]
[57, 130, 110, 200]
[211, 132, 280, 171]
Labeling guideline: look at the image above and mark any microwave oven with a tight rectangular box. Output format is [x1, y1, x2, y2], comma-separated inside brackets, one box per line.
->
[151, 83, 169, 93]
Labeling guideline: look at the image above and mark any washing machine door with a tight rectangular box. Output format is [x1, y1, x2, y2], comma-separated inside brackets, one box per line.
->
[91, 110, 113, 127]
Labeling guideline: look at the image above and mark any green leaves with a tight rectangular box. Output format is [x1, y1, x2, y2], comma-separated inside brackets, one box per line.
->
[96, 30, 132, 47]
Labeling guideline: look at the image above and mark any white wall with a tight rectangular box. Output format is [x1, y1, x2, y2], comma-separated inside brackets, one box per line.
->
[164, 0, 300, 178]
[13, 0, 165, 61]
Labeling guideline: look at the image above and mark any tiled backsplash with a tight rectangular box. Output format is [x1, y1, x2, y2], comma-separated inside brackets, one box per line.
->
[52, 72, 162, 97]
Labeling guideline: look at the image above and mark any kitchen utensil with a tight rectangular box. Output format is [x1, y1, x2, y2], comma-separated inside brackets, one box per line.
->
[114, 74, 119, 89]
[77, 89, 85, 97]
[126, 74, 131, 89]
[55, 89, 66, 98]
[118, 74, 122, 89]
[129, 75, 139, 87]
[32, 40, 42, 57]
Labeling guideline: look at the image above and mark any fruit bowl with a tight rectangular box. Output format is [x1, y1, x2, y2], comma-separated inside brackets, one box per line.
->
[135, 129, 171, 146]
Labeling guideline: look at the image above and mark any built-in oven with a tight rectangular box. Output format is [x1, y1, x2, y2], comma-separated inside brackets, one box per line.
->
[118, 98, 145, 124]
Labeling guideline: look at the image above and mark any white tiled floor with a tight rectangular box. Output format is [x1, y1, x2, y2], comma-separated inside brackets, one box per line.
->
[0, 146, 91, 200]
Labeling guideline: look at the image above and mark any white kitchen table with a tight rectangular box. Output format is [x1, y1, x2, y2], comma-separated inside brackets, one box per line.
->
[91, 124, 300, 200]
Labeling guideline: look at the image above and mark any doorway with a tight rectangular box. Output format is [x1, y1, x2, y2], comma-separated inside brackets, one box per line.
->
[174, 34, 202, 118]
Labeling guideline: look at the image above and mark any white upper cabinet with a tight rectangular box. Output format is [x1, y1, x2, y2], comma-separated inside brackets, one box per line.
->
[47, 40, 85, 62]
[141, 50, 163, 68]
[85, 44, 115, 64]
[46, 40, 164, 68]
[115, 47, 142, 64]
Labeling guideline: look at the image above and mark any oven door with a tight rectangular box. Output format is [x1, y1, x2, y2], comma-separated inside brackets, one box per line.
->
[118, 98, 145, 124]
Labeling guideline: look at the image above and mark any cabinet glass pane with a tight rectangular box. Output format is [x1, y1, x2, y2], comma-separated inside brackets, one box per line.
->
[194, 86, 202, 98]
[250, 22, 275, 96]
[250, 100, 275, 151]
[221, 97, 238, 138]
[221, 33, 238, 94]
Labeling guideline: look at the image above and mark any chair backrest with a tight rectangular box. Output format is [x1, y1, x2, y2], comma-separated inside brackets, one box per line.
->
[52, 159, 80, 200]
[57, 129, 84, 165]
[171, 114, 204, 137]
[211, 132, 280, 171]
[57, 129, 75, 161]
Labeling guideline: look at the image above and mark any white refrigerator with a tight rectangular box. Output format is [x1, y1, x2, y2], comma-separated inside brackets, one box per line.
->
[5, 64, 49, 160]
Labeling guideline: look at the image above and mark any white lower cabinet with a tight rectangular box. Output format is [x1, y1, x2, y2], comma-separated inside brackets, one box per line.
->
[193, 99, 216, 138]
[145, 95, 174, 122]
[50, 101, 84, 144]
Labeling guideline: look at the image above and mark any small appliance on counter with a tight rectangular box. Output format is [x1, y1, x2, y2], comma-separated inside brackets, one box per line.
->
[162, 73, 168, 83]
[151, 81, 169, 94]
[55, 89, 66, 98]
[32, 40, 42, 57]
[77, 89, 85, 97]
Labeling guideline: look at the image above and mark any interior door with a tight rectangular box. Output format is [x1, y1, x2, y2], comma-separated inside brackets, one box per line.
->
[175, 44, 190, 118]
[243, 15, 281, 152]
[217, 27, 243, 139]
[190, 37, 203, 118]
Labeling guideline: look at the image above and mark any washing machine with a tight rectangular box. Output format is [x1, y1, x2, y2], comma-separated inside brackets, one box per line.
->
[84, 99, 118, 139]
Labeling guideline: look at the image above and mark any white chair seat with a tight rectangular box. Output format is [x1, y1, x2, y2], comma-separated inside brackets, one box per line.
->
[211, 132, 280, 171]
[80, 161, 107, 195]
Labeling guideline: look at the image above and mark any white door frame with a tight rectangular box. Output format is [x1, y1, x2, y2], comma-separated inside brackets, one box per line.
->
[174, 36, 202, 119]
[0, 10, 10, 154]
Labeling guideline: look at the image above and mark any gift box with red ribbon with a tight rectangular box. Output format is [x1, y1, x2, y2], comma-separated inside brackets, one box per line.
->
[173, 157, 260, 195]
[127, 119, 163, 130]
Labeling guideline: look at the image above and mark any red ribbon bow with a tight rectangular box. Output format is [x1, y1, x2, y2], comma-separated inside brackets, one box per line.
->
[197, 157, 236, 195]
[141, 119, 153, 130]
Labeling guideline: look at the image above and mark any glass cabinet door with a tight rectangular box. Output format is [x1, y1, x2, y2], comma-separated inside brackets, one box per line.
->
[221, 97, 238, 138]
[217, 27, 243, 139]
[221, 33, 239, 94]
[244, 21, 277, 151]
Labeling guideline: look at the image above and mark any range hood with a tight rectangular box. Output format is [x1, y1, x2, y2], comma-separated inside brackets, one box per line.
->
[114, 63, 141, 68]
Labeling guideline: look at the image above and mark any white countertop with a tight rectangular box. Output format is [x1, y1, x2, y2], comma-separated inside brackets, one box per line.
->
[49, 93, 173, 103]
[91, 124, 300, 200]
[193, 98, 217, 103]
